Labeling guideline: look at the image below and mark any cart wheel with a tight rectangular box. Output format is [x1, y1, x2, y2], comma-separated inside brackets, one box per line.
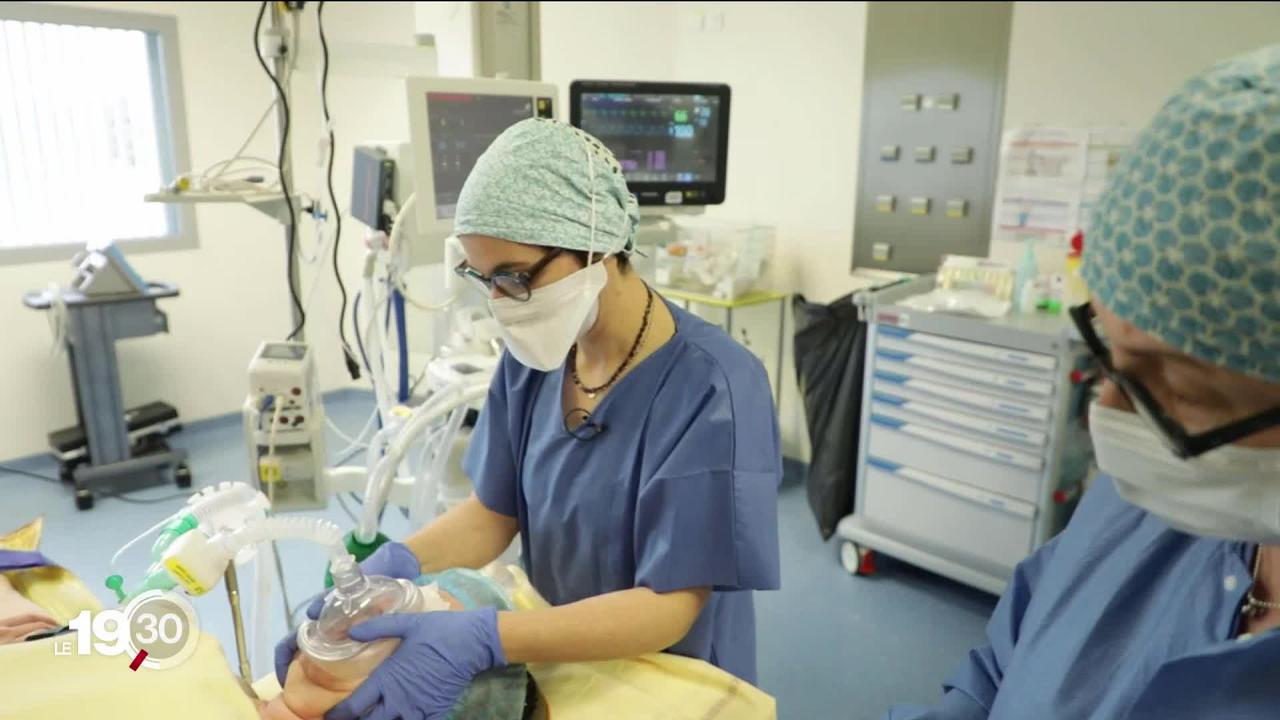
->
[75, 491, 94, 511]
[175, 463, 193, 489]
[840, 541, 878, 576]
[59, 464, 76, 484]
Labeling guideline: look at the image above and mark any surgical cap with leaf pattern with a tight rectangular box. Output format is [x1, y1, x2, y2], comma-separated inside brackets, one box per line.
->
[454, 118, 641, 257]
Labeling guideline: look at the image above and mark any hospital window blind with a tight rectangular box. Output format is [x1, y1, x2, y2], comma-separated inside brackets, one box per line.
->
[0, 6, 190, 263]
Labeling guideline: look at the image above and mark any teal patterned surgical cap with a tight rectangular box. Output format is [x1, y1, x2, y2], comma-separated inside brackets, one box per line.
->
[1082, 45, 1280, 383]
[454, 117, 641, 257]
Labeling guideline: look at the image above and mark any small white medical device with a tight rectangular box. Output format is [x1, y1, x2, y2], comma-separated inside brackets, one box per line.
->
[242, 341, 328, 511]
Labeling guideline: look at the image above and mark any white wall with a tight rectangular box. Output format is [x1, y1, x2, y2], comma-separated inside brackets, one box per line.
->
[0, 2, 419, 461]
[543, 0, 1280, 461]
[1004, 2, 1280, 129]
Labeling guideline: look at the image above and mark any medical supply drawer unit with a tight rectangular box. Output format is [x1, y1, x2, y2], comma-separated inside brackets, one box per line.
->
[837, 293, 1090, 595]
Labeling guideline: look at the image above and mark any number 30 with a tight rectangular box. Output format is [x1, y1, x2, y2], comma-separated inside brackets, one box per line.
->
[135, 612, 182, 644]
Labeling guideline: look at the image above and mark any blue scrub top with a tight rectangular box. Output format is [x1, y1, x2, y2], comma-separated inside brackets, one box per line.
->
[886, 476, 1280, 720]
[463, 300, 782, 684]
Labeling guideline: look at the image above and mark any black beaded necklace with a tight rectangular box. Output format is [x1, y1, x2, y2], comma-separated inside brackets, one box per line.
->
[569, 285, 654, 399]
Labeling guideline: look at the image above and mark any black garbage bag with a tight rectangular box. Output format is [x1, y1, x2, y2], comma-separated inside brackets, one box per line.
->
[792, 294, 867, 540]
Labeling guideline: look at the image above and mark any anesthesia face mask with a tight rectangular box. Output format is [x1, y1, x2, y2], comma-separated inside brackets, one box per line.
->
[295, 556, 450, 679]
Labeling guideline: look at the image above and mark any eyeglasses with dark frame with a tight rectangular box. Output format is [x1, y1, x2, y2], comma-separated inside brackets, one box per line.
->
[454, 248, 565, 302]
[1069, 302, 1280, 459]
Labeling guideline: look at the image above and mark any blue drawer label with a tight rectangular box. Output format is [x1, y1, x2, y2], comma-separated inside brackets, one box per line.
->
[870, 414, 906, 429]
[874, 370, 909, 385]
[877, 349, 912, 362]
[872, 392, 907, 406]
[994, 427, 1029, 439]
[866, 456, 902, 473]
[879, 325, 913, 339]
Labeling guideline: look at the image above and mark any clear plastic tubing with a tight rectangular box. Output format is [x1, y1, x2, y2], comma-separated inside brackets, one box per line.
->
[355, 384, 486, 543]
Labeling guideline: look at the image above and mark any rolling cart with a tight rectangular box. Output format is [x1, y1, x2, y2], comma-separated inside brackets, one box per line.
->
[24, 244, 189, 510]
[837, 276, 1092, 594]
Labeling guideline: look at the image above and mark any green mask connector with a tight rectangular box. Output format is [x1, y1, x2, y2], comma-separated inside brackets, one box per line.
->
[105, 575, 126, 604]
[324, 531, 389, 588]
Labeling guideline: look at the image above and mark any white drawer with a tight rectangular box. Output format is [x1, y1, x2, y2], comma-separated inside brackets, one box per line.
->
[871, 396, 1048, 450]
[876, 325, 1057, 374]
[872, 369, 1052, 425]
[876, 353, 1055, 398]
[867, 415, 1044, 503]
[862, 459, 1036, 571]
[878, 337, 1054, 384]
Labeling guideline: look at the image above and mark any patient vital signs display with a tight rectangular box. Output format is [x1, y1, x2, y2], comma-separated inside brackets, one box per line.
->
[571, 80, 731, 206]
[578, 92, 722, 185]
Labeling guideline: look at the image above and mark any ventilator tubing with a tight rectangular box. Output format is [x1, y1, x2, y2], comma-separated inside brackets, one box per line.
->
[361, 251, 396, 421]
[355, 383, 487, 543]
[408, 403, 468, 524]
[110, 482, 264, 571]
[217, 512, 348, 675]
[251, 535, 276, 676]
[226, 516, 349, 567]
[187, 482, 267, 525]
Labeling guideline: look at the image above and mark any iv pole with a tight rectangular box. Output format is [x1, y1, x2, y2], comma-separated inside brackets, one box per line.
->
[268, 2, 305, 341]
[248, 5, 304, 684]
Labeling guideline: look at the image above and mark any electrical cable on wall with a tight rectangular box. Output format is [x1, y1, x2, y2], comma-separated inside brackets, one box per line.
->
[196, 6, 300, 195]
[316, 0, 361, 379]
[253, 1, 306, 341]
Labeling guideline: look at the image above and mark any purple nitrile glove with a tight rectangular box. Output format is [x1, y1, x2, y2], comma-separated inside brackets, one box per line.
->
[0, 550, 53, 572]
[324, 607, 506, 720]
[272, 541, 421, 684]
[347, 541, 422, 583]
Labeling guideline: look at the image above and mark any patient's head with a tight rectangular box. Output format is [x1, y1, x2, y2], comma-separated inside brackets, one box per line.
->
[258, 585, 462, 720]
[260, 569, 532, 720]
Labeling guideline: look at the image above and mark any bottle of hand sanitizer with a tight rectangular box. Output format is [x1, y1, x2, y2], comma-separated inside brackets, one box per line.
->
[1013, 240, 1039, 313]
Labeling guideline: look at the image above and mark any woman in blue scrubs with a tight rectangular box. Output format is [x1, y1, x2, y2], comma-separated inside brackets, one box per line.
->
[300, 119, 782, 720]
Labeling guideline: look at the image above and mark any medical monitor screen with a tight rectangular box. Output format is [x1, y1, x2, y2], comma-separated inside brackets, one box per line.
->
[425, 93, 552, 220]
[571, 81, 730, 206]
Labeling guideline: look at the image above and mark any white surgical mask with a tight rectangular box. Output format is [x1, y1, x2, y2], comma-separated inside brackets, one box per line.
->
[487, 128, 610, 372]
[1089, 402, 1280, 543]
[488, 261, 606, 371]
